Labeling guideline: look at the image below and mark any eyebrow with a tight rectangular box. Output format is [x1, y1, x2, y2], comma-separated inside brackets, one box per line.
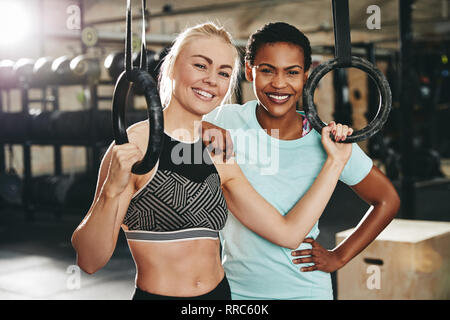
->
[257, 63, 303, 70]
[191, 54, 233, 69]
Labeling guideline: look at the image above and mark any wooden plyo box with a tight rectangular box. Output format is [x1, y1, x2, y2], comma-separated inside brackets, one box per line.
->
[336, 219, 450, 299]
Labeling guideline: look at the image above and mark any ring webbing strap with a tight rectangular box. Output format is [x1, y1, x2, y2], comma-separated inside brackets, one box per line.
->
[332, 0, 352, 66]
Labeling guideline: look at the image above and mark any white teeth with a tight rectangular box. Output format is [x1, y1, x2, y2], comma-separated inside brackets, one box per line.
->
[268, 94, 289, 100]
[193, 88, 213, 98]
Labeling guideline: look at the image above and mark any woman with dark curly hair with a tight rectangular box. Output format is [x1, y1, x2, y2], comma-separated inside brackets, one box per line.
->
[203, 22, 400, 300]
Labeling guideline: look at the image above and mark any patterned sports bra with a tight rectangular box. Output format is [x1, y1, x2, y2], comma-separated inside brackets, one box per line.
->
[123, 131, 228, 242]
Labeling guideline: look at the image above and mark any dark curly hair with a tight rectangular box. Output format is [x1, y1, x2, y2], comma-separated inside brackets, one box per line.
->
[245, 22, 312, 71]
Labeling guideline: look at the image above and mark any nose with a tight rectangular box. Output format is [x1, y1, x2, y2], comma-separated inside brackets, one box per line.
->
[271, 72, 287, 89]
[203, 70, 217, 86]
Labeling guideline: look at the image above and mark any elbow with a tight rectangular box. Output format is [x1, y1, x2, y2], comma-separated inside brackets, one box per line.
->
[386, 188, 401, 217]
[386, 183, 401, 217]
[76, 255, 104, 275]
[390, 192, 401, 217]
[72, 238, 108, 275]
[74, 244, 111, 274]
[285, 242, 301, 250]
[79, 265, 98, 275]
[277, 222, 308, 250]
[268, 233, 300, 250]
[71, 230, 113, 275]
[373, 191, 401, 219]
[282, 234, 305, 250]
[81, 265, 100, 275]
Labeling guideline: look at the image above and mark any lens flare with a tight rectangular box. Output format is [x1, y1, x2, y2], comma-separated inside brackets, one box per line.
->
[0, 1, 31, 46]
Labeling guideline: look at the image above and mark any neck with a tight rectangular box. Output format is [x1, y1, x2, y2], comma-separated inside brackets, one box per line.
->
[255, 103, 303, 140]
[164, 100, 202, 142]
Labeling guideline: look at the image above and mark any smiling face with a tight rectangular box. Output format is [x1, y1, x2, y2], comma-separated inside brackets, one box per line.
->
[246, 42, 308, 118]
[169, 36, 236, 117]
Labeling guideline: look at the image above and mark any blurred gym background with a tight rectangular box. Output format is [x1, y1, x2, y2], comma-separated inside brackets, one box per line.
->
[0, 0, 449, 300]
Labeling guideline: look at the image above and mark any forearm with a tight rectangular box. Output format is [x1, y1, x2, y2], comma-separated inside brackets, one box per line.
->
[331, 165, 401, 268]
[284, 158, 345, 247]
[332, 201, 398, 267]
[220, 157, 345, 250]
[71, 188, 122, 273]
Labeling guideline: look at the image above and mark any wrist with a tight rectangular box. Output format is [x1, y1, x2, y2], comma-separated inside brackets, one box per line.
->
[331, 247, 349, 269]
[324, 157, 346, 172]
[102, 182, 121, 199]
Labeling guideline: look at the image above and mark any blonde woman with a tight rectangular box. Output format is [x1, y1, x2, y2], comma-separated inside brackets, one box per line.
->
[71, 22, 353, 300]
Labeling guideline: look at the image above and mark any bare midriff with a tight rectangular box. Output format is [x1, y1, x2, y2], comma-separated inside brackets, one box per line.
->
[125, 235, 224, 297]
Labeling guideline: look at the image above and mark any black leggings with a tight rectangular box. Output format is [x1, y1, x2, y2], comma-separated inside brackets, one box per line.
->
[132, 275, 231, 300]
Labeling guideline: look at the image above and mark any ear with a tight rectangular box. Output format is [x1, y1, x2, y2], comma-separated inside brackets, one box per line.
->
[244, 61, 253, 82]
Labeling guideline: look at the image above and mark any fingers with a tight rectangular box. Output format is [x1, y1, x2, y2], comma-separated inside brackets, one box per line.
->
[333, 122, 344, 142]
[292, 254, 321, 272]
[290, 238, 317, 257]
[304, 237, 322, 248]
[291, 252, 320, 272]
[326, 121, 354, 142]
[292, 256, 314, 264]
[300, 266, 318, 272]
[321, 122, 333, 136]
[111, 144, 143, 171]
[291, 238, 321, 268]
[112, 144, 143, 158]
[105, 143, 143, 195]
[203, 128, 221, 154]
[335, 123, 343, 141]
[117, 154, 141, 171]
[225, 130, 235, 160]
[291, 249, 313, 257]
[203, 128, 235, 161]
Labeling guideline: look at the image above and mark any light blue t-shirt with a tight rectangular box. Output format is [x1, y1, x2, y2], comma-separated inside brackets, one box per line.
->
[203, 100, 373, 300]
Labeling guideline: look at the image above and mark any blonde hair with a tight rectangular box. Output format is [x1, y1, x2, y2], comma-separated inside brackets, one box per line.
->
[158, 22, 241, 108]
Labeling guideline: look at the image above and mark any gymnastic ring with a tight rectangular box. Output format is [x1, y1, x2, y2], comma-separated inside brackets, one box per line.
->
[303, 56, 392, 143]
[112, 68, 164, 175]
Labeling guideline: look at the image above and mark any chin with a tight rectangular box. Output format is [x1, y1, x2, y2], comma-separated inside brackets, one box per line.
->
[259, 102, 291, 118]
[190, 102, 218, 117]
[269, 109, 290, 118]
